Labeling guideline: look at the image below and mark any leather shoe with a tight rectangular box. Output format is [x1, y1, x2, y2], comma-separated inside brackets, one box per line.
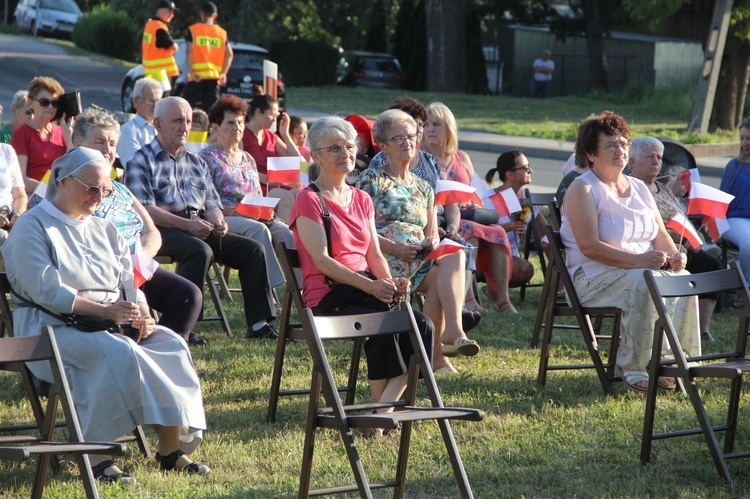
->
[461, 310, 481, 332]
[188, 332, 207, 347]
[245, 323, 279, 340]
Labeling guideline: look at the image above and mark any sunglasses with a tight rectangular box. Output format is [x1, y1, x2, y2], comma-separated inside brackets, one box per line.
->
[35, 97, 61, 108]
[70, 176, 115, 198]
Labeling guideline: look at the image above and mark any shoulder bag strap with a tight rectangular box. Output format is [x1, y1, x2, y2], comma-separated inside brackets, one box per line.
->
[309, 183, 335, 287]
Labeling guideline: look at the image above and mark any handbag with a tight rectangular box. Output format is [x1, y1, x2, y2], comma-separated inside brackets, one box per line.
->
[460, 208, 500, 225]
[9, 285, 143, 343]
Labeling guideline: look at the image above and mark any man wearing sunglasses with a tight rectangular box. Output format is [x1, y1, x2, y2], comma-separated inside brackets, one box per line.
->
[0, 90, 32, 144]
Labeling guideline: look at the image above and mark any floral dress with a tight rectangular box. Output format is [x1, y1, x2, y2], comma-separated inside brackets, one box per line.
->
[358, 163, 434, 289]
[441, 151, 512, 290]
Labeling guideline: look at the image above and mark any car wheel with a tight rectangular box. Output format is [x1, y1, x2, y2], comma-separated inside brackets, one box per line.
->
[121, 79, 135, 113]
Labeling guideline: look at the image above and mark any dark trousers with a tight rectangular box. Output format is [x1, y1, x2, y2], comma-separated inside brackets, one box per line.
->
[142, 267, 202, 341]
[182, 80, 220, 113]
[158, 227, 275, 328]
[686, 249, 723, 300]
[531, 79, 550, 98]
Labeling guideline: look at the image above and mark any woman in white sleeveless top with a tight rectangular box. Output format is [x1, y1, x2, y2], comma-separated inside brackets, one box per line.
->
[559, 112, 700, 394]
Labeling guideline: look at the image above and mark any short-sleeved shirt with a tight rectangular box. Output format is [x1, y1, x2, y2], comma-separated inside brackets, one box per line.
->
[241, 127, 277, 175]
[94, 181, 143, 250]
[0, 124, 13, 144]
[199, 145, 262, 205]
[0, 144, 24, 207]
[11, 123, 67, 181]
[124, 137, 222, 213]
[289, 186, 374, 308]
[369, 149, 443, 191]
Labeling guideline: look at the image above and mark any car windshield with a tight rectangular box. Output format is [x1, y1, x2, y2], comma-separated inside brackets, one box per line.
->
[232, 51, 267, 69]
[359, 57, 399, 72]
[40, 0, 80, 13]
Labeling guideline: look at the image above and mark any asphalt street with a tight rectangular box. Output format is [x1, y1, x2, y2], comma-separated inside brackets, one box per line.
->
[0, 33, 728, 193]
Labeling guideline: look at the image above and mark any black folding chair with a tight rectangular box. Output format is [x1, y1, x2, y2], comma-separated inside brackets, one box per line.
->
[297, 302, 484, 498]
[641, 262, 750, 484]
[518, 189, 555, 302]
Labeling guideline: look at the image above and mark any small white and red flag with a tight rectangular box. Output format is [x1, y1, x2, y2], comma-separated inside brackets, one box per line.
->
[703, 216, 730, 242]
[686, 182, 734, 219]
[426, 239, 465, 261]
[132, 239, 159, 289]
[665, 212, 702, 249]
[484, 188, 522, 218]
[434, 180, 483, 207]
[235, 195, 279, 221]
[267, 156, 301, 185]
[470, 173, 495, 200]
[679, 169, 701, 194]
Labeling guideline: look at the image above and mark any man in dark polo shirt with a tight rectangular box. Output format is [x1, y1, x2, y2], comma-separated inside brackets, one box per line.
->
[124, 96, 278, 339]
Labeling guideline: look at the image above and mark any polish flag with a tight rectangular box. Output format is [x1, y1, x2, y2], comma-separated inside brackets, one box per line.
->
[426, 239, 465, 261]
[267, 156, 301, 184]
[132, 239, 159, 289]
[484, 188, 522, 218]
[665, 212, 702, 249]
[686, 182, 734, 219]
[703, 216, 730, 242]
[434, 180, 483, 206]
[470, 173, 495, 200]
[679, 169, 701, 194]
[235, 195, 279, 221]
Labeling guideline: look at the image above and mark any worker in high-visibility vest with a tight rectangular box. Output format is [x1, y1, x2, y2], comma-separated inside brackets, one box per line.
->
[141, 0, 180, 94]
[183, 2, 234, 112]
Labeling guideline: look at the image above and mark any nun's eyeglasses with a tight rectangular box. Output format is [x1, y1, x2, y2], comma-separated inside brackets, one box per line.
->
[70, 176, 115, 198]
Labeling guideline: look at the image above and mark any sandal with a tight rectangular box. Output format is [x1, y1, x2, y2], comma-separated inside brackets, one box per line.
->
[496, 301, 518, 314]
[442, 337, 480, 357]
[156, 449, 212, 475]
[461, 310, 481, 332]
[464, 297, 488, 313]
[614, 366, 648, 394]
[91, 459, 137, 486]
[435, 364, 459, 375]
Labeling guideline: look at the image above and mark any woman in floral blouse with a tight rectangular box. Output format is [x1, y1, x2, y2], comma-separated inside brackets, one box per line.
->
[199, 94, 292, 289]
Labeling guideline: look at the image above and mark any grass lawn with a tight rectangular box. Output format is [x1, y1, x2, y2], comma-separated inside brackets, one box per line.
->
[287, 85, 738, 146]
[1, 262, 749, 497]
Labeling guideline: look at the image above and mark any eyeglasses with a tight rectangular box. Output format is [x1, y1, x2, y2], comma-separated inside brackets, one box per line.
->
[139, 97, 160, 105]
[314, 144, 357, 156]
[600, 141, 631, 152]
[35, 97, 61, 108]
[513, 165, 532, 173]
[70, 176, 115, 198]
[387, 134, 418, 145]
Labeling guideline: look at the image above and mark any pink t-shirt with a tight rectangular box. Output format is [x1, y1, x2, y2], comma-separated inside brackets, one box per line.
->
[11, 123, 66, 181]
[289, 186, 374, 308]
[241, 127, 277, 175]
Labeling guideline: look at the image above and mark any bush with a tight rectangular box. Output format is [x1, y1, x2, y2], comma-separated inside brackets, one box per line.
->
[73, 4, 139, 61]
[270, 40, 340, 87]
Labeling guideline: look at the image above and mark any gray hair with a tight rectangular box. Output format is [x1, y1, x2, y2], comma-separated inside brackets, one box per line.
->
[372, 109, 415, 146]
[308, 116, 357, 151]
[154, 96, 190, 120]
[11, 90, 29, 110]
[630, 136, 664, 160]
[72, 107, 121, 144]
[133, 77, 163, 99]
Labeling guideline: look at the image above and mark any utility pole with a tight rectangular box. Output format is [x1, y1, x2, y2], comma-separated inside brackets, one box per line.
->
[688, 0, 734, 133]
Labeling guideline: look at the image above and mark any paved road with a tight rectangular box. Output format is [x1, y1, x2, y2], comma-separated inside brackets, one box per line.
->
[0, 33, 726, 193]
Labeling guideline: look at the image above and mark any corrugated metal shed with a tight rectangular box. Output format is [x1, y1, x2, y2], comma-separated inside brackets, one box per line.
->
[509, 26, 702, 97]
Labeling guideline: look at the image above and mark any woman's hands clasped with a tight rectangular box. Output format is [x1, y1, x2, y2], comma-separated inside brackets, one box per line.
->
[367, 277, 411, 304]
[104, 301, 156, 340]
[642, 250, 686, 272]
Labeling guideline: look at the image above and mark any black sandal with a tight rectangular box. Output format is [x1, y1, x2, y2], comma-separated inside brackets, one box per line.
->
[155, 449, 212, 475]
[91, 459, 136, 486]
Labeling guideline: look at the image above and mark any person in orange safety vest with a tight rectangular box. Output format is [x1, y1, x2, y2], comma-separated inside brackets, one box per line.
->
[183, 2, 234, 112]
[142, 1, 180, 93]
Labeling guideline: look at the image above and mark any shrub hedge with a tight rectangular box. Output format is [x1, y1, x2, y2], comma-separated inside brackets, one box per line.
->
[73, 4, 139, 61]
[270, 40, 340, 87]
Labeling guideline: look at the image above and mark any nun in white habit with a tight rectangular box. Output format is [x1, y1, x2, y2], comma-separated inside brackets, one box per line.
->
[2, 147, 210, 485]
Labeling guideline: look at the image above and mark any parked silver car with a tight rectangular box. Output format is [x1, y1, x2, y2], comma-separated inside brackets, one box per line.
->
[13, 0, 82, 38]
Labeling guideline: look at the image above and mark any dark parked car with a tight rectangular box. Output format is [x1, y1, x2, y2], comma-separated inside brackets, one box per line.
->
[13, 0, 82, 38]
[336, 51, 406, 89]
[121, 40, 286, 113]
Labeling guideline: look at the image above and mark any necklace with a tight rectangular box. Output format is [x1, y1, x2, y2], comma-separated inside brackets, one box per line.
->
[314, 180, 351, 205]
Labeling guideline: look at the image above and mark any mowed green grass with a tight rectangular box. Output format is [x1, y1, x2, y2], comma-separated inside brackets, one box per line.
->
[1, 260, 750, 497]
[287, 85, 738, 145]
